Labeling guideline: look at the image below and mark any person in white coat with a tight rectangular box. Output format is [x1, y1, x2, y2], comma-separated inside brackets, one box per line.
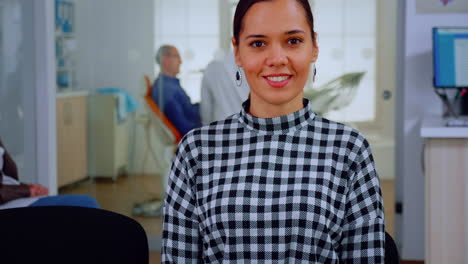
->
[200, 51, 250, 124]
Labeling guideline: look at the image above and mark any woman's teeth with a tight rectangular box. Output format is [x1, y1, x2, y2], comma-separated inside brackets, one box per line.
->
[267, 76, 289, 82]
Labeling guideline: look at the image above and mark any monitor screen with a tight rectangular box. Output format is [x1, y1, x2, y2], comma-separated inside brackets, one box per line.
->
[433, 27, 468, 88]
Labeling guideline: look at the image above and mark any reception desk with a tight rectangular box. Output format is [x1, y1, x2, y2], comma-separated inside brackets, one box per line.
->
[420, 115, 468, 264]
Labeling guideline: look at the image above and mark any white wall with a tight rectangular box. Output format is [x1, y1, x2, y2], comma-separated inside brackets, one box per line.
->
[74, 0, 155, 173]
[396, 0, 468, 260]
[75, 0, 154, 94]
[0, 0, 56, 190]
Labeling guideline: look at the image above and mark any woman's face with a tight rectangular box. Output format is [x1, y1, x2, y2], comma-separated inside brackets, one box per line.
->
[233, 0, 318, 117]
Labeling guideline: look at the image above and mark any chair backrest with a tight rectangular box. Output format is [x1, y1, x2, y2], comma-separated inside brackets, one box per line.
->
[0, 206, 148, 264]
[144, 75, 182, 144]
[385, 231, 400, 264]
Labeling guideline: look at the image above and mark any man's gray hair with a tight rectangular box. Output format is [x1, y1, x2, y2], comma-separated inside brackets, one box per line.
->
[155, 45, 174, 65]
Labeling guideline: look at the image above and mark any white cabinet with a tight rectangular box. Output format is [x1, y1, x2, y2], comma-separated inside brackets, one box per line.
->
[87, 94, 129, 180]
[421, 116, 468, 264]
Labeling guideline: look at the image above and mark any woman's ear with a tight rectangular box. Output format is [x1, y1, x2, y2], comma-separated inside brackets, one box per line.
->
[311, 32, 319, 62]
[232, 37, 242, 67]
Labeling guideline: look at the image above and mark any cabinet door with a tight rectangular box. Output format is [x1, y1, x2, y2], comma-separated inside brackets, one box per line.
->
[425, 138, 468, 264]
[57, 96, 87, 187]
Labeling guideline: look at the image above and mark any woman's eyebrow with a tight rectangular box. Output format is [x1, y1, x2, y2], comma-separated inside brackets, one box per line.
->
[286, 29, 305, 35]
[244, 30, 306, 40]
[245, 34, 267, 40]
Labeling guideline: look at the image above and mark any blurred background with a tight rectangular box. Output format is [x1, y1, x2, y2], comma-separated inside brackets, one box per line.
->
[0, 0, 467, 263]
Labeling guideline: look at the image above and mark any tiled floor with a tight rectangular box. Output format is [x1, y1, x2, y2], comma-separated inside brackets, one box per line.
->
[61, 175, 395, 263]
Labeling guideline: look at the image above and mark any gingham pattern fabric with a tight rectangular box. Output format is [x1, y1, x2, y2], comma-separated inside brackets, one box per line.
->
[162, 99, 385, 263]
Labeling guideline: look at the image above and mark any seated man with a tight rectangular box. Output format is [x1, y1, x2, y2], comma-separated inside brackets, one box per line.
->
[152, 45, 201, 136]
[0, 137, 99, 209]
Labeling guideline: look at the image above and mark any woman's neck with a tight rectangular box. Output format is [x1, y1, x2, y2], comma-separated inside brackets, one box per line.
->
[248, 92, 304, 118]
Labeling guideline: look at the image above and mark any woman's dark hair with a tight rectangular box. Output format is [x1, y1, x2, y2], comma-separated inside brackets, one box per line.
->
[233, 0, 316, 45]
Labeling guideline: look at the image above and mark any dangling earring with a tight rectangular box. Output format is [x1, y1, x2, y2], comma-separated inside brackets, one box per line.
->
[313, 66, 317, 82]
[235, 66, 242, 87]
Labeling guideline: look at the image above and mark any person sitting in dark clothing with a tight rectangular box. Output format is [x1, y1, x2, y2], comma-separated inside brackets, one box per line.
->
[0, 137, 99, 209]
[151, 45, 201, 136]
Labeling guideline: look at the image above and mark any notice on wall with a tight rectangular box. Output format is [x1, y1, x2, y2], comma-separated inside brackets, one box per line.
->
[416, 0, 468, 13]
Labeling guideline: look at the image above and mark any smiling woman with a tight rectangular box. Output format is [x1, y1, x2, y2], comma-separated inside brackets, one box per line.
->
[162, 0, 385, 262]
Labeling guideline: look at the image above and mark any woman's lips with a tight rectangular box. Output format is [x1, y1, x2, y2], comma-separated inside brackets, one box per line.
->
[263, 74, 292, 88]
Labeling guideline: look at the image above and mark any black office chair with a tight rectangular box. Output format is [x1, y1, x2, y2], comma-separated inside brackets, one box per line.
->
[385, 231, 400, 264]
[0, 206, 149, 264]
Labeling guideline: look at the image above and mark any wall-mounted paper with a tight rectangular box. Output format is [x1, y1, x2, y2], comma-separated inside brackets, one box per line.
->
[416, 0, 468, 13]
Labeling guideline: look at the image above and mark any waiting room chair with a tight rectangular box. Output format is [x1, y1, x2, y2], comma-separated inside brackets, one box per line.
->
[0, 206, 148, 264]
[385, 231, 400, 264]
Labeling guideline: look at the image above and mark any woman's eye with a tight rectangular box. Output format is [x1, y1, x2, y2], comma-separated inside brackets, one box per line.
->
[250, 40, 265, 48]
[288, 38, 302, 45]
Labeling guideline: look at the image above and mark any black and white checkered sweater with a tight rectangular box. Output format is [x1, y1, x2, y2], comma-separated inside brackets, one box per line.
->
[163, 99, 385, 263]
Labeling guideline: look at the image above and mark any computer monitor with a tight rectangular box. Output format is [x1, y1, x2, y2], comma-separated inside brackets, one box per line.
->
[433, 27, 468, 88]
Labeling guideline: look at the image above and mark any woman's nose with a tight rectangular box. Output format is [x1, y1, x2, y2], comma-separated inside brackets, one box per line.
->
[266, 44, 288, 67]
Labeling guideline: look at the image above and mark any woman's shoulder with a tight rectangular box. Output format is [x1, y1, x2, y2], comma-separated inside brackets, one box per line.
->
[311, 114, 369, 148]
[179, 114, 241, 145]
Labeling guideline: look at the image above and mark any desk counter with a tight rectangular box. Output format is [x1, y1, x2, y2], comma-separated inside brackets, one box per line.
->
[420, 115, 468, 138]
